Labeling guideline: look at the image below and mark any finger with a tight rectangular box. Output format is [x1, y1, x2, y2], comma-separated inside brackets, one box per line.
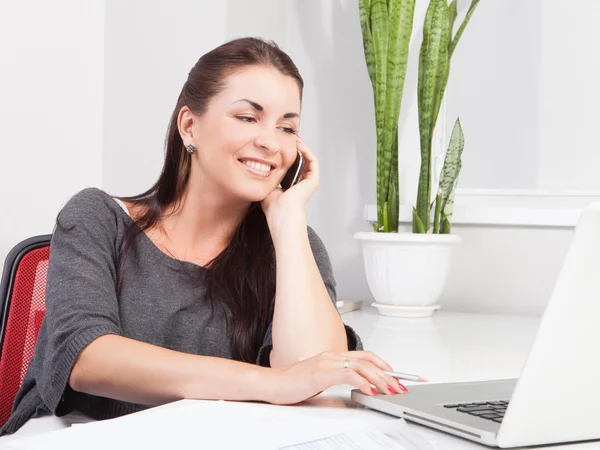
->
[337, 352, 407, 394]
[347, 359, 401, 395]
[263, 186, 283, 202]
[330, 355, 403, 395]
[376, 369, 408, 394]
[260, 187, 283, 210]
[342, 350, 394, 372]
[296, 138, 319, 183]
[316, 368, 375, 397]
[296, 140, 316, 167]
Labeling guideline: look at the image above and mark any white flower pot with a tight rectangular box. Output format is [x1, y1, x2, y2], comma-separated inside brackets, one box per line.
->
[354, 232, 461, 318]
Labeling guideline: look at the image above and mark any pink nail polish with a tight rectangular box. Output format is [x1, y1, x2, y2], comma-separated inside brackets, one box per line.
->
[371, 387, 377, 396]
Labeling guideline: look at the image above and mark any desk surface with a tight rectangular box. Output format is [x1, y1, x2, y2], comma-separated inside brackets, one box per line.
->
[4, 306, 599, 449]
[343, 306, 540, 385]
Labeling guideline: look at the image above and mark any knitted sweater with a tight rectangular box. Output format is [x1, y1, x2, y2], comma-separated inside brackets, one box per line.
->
[1, 188, 361, 435]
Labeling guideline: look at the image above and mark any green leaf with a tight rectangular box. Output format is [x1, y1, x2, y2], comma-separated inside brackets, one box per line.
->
[381, 0, 415, 224]
[442, 182, 459, 232]
[371, 0, 389, 229]
[359, 0, 416, 232]
[448, 0, 458, 34]
[412, 207, 426, 233]
[359, 0, 376, 90]
[429, 6, 451, 153]
[449, 0, 480, 58]
[441, 212, 452, 234]
[388, 168, 399, 232]
[413, 0, 478, 235]
[364, 0, 372, 17]
[387, 132, 399, 232]
[383, 200, 390, 232]
[416, 0, 451, 231]
[432, 190, 442, 234]
[438, 118, 464, 229]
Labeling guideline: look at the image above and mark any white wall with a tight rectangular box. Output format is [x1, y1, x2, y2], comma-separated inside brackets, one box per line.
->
[445, 0, 542, 190]
[0, 0, 104, 264]
[443, 224, 574, 316]
[447, 0, 600, 192]
[537, 0, 600, 190]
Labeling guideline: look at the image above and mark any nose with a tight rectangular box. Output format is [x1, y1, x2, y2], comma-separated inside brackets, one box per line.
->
[254, 126, 282, 154]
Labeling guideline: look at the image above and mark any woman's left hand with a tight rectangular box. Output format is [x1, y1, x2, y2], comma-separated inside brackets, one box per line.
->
[261, 134, 319, 231]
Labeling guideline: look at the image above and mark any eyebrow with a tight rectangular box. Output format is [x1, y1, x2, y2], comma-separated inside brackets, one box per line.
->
[232, 98, 299, 119]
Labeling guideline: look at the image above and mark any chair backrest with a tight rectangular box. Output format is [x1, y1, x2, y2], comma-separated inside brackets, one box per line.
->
[0, 235, 52, 430]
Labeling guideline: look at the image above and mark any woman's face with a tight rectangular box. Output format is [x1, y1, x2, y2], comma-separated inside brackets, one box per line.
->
[186, 65, 301, 204]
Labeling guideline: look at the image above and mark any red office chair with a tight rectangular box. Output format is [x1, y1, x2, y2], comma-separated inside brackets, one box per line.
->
[0, 235, 52, 429]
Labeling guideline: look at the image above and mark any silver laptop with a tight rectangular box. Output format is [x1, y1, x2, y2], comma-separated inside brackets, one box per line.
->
[352, 203, 600, 447]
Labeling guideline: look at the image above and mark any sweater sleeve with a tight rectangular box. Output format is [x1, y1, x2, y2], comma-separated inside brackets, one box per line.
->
[35, 188, 123, 414]
[256, 227, 363, 367]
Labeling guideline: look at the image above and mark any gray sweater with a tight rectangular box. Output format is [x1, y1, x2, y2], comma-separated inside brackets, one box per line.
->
[1, 188, 361, 435]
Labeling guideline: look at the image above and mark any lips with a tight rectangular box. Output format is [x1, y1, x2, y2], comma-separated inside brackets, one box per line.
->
[238, 157, 278, 169]
[239, 159, 272, 173]
[238, 159, 274, 178]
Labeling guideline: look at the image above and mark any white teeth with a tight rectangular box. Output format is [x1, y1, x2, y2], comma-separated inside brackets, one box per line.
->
[241, 160, 271, 173]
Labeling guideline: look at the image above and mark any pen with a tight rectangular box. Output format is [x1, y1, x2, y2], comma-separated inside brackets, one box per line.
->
[384, 371, 428, 382]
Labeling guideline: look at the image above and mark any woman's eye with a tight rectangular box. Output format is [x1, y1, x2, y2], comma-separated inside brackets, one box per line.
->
[236, 116, 295, 134]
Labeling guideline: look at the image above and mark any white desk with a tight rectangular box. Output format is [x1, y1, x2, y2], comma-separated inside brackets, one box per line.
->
[3, 306, 599, 449]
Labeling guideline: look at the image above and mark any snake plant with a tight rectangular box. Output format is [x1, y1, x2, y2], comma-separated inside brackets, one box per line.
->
[359, 0, 416, 232]
[414, 0, 479, 233]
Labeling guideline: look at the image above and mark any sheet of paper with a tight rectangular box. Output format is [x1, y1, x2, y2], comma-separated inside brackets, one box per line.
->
[280, 418, 435, 450]
[5, 400, 434, 450]
[281, 429, 410, 449]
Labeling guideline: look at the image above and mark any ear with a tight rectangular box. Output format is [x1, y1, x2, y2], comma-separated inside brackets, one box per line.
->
[177, 106, 196, 146]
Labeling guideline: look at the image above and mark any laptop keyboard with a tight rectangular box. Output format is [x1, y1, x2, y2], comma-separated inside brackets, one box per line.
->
[443, 401, 508, 423]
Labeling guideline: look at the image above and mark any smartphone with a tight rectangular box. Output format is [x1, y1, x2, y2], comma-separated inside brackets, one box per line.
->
[280, 151, 304, 191]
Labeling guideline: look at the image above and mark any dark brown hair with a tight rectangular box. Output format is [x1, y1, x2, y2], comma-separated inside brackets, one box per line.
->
[119, 37, 304, 363]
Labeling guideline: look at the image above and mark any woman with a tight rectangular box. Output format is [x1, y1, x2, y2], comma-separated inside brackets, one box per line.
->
[0, 37, 405, 438]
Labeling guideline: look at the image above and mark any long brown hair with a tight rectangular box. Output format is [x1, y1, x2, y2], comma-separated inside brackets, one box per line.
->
[119, 37, 304, 363]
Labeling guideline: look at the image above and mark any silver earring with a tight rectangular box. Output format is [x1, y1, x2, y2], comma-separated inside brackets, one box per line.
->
[186, 144, 196, 155]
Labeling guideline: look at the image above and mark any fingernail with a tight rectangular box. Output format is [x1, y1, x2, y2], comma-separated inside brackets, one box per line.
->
[387, 384, 395, 394]
[370, 387, 377, 396]
[397, 382, 408, 393]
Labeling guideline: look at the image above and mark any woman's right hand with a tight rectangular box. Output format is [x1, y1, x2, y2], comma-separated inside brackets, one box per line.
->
[265, 350, 408, 405]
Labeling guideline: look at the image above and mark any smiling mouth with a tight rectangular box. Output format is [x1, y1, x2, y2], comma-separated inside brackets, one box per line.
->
[238, 159, 274, 177]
